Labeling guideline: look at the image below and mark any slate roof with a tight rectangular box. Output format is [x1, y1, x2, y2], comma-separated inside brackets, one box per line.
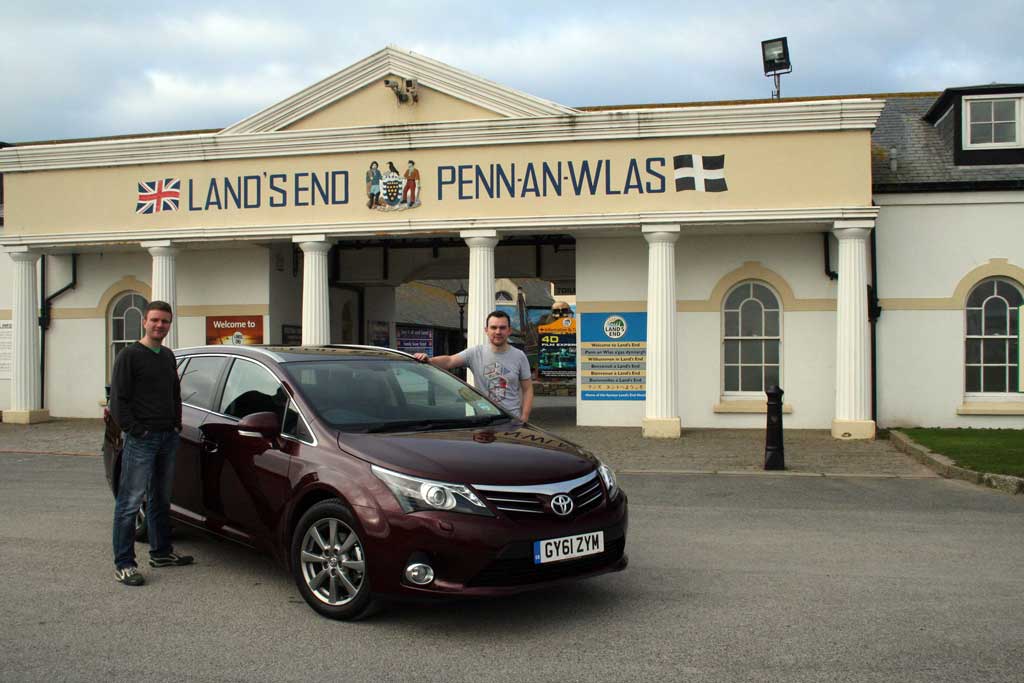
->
[872, 93, 1024, 192]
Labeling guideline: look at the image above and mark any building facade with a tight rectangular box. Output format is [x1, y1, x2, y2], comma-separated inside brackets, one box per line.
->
[1, 48, 1019, 434]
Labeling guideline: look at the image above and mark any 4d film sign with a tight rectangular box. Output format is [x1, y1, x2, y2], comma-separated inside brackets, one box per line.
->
[206, 316, 264, 345]
[580, 312, 647, 401]
[538, 315, 577, 379]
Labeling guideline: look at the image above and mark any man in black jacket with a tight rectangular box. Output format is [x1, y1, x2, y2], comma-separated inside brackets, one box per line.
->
[110, 300, 193, 586]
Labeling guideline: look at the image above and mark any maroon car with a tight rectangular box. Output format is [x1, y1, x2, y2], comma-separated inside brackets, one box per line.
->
[102, 345, 628, 619]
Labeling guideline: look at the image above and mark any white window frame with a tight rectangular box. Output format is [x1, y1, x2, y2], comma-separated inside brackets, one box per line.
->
[721, 281, 783, 399]
[107, 291, 148, 381]
[962, 94, 1024, 150]
[963, 277, 1022, 401]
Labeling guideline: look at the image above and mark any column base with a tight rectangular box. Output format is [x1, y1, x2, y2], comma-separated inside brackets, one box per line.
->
[642, 417, 681, 439]
[831, 419, 875, 440]
[2, 409, 50, 424]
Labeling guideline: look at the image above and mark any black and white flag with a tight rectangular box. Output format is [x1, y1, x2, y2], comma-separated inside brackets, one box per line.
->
[673, 154, 727, 192]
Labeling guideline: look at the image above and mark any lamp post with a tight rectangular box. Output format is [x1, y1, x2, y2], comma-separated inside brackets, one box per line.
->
[454, 285, 468, 350]
[761, 36, 792, 100]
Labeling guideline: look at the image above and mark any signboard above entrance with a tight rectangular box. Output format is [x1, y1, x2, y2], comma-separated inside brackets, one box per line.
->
[4, 131, 872, 236]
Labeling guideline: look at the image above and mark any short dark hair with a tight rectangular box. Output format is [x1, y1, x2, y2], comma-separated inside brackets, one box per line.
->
[485, 310, 511, 326]
[145, 300, 173, 318]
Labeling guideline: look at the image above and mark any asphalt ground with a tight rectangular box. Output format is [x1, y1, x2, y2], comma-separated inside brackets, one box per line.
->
[2, 451, 1022, 682]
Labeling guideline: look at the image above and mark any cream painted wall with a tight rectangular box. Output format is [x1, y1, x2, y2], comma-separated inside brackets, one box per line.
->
[576, 232, 839, 429]
[14, 246, 274, 417]
[285, 80, 503, 130]
[268, 242, 303, 344]
[874, 192, 1024, 428]
[876, 192, 1024, 298]
[5, 130, 872, 236]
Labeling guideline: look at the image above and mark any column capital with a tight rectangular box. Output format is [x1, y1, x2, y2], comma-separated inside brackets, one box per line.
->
[147, 245, 180, 258]
[297, 240, 332, 254]
[6, 249, 40, 263]
[141, 239, 174, 249]
[832, 220, 874, 240]
[643, 229, 681, 245]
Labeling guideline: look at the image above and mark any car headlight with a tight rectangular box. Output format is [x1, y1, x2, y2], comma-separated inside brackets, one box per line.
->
[372, 465, 493, 517]
[598, 462, 620, 500]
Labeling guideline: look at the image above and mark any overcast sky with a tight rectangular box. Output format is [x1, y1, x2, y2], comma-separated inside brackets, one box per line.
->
[3, 0, 1022, 142]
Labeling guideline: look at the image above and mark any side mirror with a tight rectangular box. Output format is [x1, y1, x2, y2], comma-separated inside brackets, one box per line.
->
[237, 411, 281, 440]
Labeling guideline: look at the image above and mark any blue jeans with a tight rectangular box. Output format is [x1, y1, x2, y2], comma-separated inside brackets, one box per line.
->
[112, 430, 180, 569]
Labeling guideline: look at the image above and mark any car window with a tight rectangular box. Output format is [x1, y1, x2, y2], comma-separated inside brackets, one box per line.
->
[282, 399, 314, 443]
[179, 356, 229, 410]
[283, 359, 503, 431]
[220, 358, 289, 420]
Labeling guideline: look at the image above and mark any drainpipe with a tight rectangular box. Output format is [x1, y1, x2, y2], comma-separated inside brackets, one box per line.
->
[39, 254, 78, 408]
[868, 227, 882, 424]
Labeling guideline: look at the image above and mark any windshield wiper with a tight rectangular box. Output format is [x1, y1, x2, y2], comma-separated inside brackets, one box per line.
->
[363, 415, 506, 433]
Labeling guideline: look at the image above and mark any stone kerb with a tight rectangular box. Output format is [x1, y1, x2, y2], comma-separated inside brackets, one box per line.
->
[890, 430, 1024, 495]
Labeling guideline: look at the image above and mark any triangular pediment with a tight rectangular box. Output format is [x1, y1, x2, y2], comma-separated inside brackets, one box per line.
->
[221, 46, 577, 135]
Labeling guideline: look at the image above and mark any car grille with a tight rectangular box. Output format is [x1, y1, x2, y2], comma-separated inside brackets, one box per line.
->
[467, 527, 626, 588]
[474, 471, 605, 519]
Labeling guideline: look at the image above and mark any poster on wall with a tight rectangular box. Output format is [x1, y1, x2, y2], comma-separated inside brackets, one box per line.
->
[396, 325, 433, 356]
[537, 315, 577, 379]
[367, 320, 391, 348]
[0, 321, 12, 380]
[206, 315, 264, 345]
[580, 312, 647, 401]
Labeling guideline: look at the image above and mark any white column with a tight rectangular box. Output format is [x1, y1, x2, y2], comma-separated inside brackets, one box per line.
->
[461, 230, 499, 349]
[461, 230, 499, 385]
[296, 236, 332, 346]
[642, 225, 681, 438]
[5, 249, 48, 423]
[832, 221, 875, 439]
[144, 241, 179, 349]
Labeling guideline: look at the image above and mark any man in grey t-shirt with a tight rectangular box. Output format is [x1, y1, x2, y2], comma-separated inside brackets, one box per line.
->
[414, 310, 534, 421]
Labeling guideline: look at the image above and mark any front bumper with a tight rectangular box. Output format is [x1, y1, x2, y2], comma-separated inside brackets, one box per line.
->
[359, 491, 629, 598]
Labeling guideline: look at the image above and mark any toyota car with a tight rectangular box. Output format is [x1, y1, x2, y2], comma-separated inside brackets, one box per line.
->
[102, 345, 628, 619]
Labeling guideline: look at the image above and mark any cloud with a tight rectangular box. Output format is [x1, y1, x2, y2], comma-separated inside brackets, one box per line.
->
[1, 0, 1022, 141]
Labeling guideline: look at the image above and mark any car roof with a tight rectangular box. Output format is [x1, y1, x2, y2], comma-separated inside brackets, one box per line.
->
[174, 344, 415, 363]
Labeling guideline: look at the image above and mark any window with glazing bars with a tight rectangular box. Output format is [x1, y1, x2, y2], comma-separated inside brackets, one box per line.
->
[723, 282, 781, 393]
[965, 278, 1021, 393]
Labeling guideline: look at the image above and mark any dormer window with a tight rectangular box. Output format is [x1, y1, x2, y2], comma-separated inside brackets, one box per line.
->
[964, 95, 1022, 149]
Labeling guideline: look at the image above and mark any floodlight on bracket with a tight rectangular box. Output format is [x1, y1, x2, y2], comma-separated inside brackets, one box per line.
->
[761, 37, 792, 100]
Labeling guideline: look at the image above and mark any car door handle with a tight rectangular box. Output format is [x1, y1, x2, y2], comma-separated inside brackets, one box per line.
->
[201, 439, 219, 454]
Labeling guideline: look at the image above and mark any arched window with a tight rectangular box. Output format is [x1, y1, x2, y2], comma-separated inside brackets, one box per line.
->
[723, 281, 781, 393]
[495, 290, 514, 303]
[109, 292, 148, 377]
[965, 277, 1021, 393]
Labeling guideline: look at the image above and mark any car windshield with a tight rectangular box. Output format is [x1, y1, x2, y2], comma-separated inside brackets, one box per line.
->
[281, 358, 507, 433]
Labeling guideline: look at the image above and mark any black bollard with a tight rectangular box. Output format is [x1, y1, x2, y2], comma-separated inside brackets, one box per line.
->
[764, 385, 785, 470]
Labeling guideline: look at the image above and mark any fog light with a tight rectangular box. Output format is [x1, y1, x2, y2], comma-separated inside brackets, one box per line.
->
[405, 563, 435, 585]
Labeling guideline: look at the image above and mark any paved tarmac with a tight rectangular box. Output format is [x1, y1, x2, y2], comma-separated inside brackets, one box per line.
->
[0, 398, 934, 478]
[0, 452, 1021, 682]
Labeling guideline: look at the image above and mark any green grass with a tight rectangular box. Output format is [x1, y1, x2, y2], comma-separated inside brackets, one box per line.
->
[902, 428, 1024, 477]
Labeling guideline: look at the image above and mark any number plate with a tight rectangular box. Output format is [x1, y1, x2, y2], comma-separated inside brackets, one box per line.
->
[533, 531, 604, 564]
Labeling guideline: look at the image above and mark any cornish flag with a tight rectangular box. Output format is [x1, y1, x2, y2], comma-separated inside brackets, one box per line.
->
[673, 155, 727, 192]
[136, 178, 181, 214]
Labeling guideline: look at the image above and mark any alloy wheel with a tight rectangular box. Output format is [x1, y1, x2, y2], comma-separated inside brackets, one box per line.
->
[299, 517, 366, 606]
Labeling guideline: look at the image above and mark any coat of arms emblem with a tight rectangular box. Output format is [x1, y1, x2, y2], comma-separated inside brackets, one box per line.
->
[366, 160, 422, 212]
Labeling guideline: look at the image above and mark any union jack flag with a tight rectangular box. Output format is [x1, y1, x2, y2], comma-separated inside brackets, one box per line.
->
[136, 178, 180, 214]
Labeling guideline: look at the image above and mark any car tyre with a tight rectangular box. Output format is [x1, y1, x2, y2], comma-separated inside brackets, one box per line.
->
[291, 499, 373, 620]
